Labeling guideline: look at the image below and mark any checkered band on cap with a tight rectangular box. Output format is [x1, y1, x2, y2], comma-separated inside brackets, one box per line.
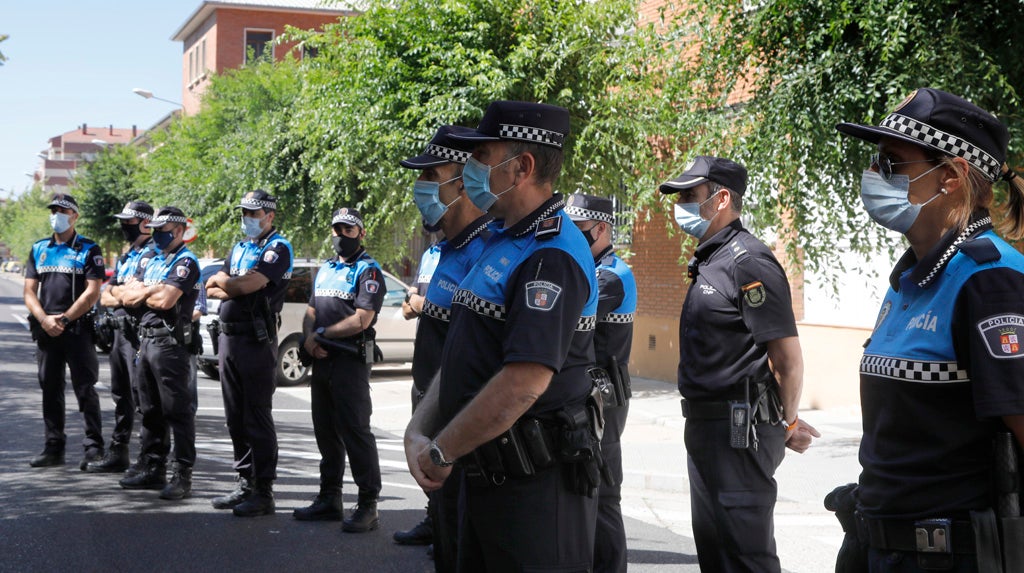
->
[564, 205, 614, 224]
[240, 197, 277, 210]
[881, 113, 1002, 181]
[860, 354, 969, 383]
[453, 288, 506, 321]
[499, 124, 565, 148]
[151, 214, 188, 225]
[119, 208, 153, 220]
[332, 211, 364, 228]
[422, 300, 451, 322]
[425, 144, 471, 165]
[49, 197, 79, 213]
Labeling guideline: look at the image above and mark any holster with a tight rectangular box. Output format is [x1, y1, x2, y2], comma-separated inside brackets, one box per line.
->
[27, 314, 43, 341]
[207, 319, 221, 355]
[824, 483, 868, 573]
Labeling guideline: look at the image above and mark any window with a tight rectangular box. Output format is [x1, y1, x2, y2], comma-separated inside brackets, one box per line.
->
[188, 50, 195, 83]
[382, 275, 407, 308]
[245, 30, 274, 64]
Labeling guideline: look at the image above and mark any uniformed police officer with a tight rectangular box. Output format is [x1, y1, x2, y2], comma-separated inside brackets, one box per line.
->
[295, 208, 385, 532]
[23, 193, 106, 469]
[395, 125, 492, 568]
[86, 200, 156, 473]
[404, 101, 601, 572]
[659, 157, 818, 572]
[402, 242, 440, 322]
[117, 207, 201, 501]
[566, 193, 638, 573]
[206, 189, 293, 517]
[834, 88, 1024, 572]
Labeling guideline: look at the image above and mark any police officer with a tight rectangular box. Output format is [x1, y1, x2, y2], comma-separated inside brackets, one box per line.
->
[659, 156, 818, 572]
[117, 207, 200, 501]
[206, 190, 293, 517]
[295, 207, 385, 533]
[402, 241, 440, 321]
[835, 88, 1024, 572]
[404, 101, 601, 572]
[565, 193, 637, 573]
[86, 200, 156, 473]
[23, 193, 106, 469]
[395, 125, 492, 568]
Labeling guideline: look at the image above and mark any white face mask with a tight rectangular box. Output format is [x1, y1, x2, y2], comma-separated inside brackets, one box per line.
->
[859, 166, 944, 233]
[50, 212, 72, 234]
[241, 214, 265, 238]
[672, 190, 721, 239]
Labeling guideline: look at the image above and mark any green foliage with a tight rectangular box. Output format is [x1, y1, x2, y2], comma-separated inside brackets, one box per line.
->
[74, 144, 144, 256]
[0, 33, 8, 66]
[0, 186, 52, 261]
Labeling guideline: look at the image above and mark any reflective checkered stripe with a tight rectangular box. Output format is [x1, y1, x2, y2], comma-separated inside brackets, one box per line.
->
[422, 299, 451, 322]
[241, 198, 277, 210]
[453, 288, 506, 320]
[577, 315, 596, 331]
[315, 289, 355, 300]
[152, 214, 188, 225]
[881, 113, 1002, 181]
[499, 124, 565, 148]
[564, 205, 614, 224]
[119, 209, 152, 220]
[36, 265, 83, 275]
[425, 144, 470, 164]
[50, 198, 79, 212]
[600, 312, 634, 324]
[861, 354, 969, 383]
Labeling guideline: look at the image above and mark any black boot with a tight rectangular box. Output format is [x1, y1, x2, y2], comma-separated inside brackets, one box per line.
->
[393, 511, 432, 545]
[123, 457, 147, 479]
[119, 460, 167, 490]
[29, 444, 65, 468]
[159, 463, 192, 500]
[85, 443, 129, 473]
[79, 446, 105, 471]
[233, 479, 275, 517]
[293, 489, 343, 521]
[343, 496, 379, 533]
[211, 476, 253, 510]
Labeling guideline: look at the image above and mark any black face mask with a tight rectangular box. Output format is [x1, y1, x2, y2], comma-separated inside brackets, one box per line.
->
[422, 219, 443, 234]
[331, 234, 361, 258]
[120, 222, 142, 244]
[582, 224, 598, 247]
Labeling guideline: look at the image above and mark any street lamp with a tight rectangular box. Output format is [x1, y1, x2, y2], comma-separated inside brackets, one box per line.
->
[132, 88, 181, 107]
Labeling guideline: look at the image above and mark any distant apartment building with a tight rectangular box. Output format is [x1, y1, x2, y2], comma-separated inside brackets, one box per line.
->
[171, 0, 355, 115]
[32, 124, 141, 192]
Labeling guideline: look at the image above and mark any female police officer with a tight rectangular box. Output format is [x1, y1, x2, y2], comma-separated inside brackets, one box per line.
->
[836, 88, 1024, 571]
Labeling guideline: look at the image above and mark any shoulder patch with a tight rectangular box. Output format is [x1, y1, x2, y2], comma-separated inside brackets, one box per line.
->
[741, 280, 766, 307]
[263, 250, 279, 264]
[977, 314, 1024, 359]
[958, 237, 1001, 264]
[525, 280, 562, 311]
[93, 255, 105, 267]
[364, 280, 380, 294]
[176, 265, 191, 279]
[535, 216, 562, 240]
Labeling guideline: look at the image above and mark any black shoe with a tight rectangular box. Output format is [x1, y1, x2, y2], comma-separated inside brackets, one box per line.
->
[85, 443, 128, 473]
[342, 500, 379, 533]
[212, 476, 253, 510]
[123, 458, 147, 479]
[233, 479, 275, 517]
[119, 461, 167, 490]
[293, 493, 343, 521]
[159, 464, 192, 500]
[29, 448, 65, 468]
[427, 544, 434, 560]
[79, 447, 105, 471]
[393, 513, 433, 545]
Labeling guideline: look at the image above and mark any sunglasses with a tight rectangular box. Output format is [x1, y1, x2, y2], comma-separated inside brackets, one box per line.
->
[870, 153, 936, 181]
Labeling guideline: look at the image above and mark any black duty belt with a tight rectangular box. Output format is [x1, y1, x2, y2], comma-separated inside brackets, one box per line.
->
[220, 321, 257, 336]
[681, 399, 773, 423]
[140, 326, 174, 339]
[856, 514, 975, 555]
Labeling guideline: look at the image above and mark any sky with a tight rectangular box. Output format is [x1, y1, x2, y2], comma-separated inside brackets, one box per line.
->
[1, 1, 198, 199]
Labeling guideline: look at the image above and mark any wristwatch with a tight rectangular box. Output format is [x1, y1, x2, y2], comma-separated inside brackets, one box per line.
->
[315, 326, 326, 336]
[429, 440, 453, 468]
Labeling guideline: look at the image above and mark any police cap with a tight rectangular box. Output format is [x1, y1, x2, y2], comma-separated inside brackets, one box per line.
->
[659, 156, 748, 196]
[146, 206, 188, 229]
[46, 193, 80, 214]
[238, 189, 277, 211]
[449, 101, 570, 149]
[400, 125, 476, 169]
[564, 193, 615, 224]
[331, 207, 363, 229]
[113, 200, 154, 220]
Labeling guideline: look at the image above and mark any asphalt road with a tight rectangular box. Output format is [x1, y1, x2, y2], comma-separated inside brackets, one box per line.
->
[0, 273, 700, 572]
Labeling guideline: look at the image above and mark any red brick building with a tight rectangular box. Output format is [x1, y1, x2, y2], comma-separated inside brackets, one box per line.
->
[33, 124, 141, 191]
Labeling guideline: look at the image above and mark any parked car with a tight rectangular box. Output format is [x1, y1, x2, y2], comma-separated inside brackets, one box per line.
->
[3, 260, 22, 273]
[197, 258, 416, 386]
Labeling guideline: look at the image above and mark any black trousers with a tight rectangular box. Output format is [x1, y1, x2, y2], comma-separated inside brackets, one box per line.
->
[310, 352, 381, 497]
[430, 467, 461, 573]
[136, 336, 195, 467]
[867, 547, 978, 572]
[458, 464, 598, 573]
[685, 418, 785, 573]
[595, 401, 630, 573]
[107, 327, 137, 446]
[35, 327, 102, 452]
[218, 332, 279, 480]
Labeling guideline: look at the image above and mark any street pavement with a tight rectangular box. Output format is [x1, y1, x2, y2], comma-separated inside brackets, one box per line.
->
[0, 270, 862, 572]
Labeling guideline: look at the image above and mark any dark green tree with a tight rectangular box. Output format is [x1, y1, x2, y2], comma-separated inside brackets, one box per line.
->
[74, 144, 144, 257]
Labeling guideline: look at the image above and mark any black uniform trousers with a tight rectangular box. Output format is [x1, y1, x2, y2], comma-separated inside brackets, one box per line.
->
[684, 417, 785, 573]
[866, 548, 978, 572]
[136, 335, 195, 467]
[35, 327, 102, 452]
[457, 463, 599, 573]
[595, 401, 630, 573]
[107, 327, 138, 446]
[430, 466, 461, 573]
[309, 352, 381, 498]
[218, 332, 279, 480]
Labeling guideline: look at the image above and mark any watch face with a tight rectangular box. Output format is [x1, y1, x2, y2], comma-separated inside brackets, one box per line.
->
[429, 445, 443, 465]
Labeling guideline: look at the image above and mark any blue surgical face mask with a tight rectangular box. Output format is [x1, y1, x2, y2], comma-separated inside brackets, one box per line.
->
[462, 155, 520, 211]
[673, 191, 721, 239]
[50, 212, 71, 234]
[413, 176, 462, 226]
[152, 230, 175, 252]
[860, 167, 944, 233]
[241, 214, 265, 238]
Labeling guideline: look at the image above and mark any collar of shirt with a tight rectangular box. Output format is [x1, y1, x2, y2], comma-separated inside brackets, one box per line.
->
[158, 242, 189, 261]
[250, 226, 278, 246]
[448, 214, 494, 250]
[490, 195, 566, 238]
[692, 219, 745, 265]
[48, 231, 79, 248]
[595, 245, 615, 265]
[890, 210, 994, 291]
[332, 249, 369, 267]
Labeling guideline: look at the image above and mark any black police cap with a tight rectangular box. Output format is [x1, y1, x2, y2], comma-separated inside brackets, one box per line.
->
[564, 193, 615, 224]
[46, 193, 80, 213]
[400, 125, 476, 169]
[238, 189, 278, 211]
[449, 101, 570, 149]
[331, 207, 363, 229]
[659, 156, 748, 196]
[146, 206, 189, 229]
[113, 200, 154, 220]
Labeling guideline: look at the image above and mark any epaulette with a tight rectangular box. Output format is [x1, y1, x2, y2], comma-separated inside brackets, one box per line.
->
[958, 237, 1001, 264]
[535, 215, 562, 240]
[728, 238, 750, 263]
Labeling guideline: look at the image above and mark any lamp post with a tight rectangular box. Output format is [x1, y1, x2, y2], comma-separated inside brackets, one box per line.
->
[132, 88, 182, 107]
